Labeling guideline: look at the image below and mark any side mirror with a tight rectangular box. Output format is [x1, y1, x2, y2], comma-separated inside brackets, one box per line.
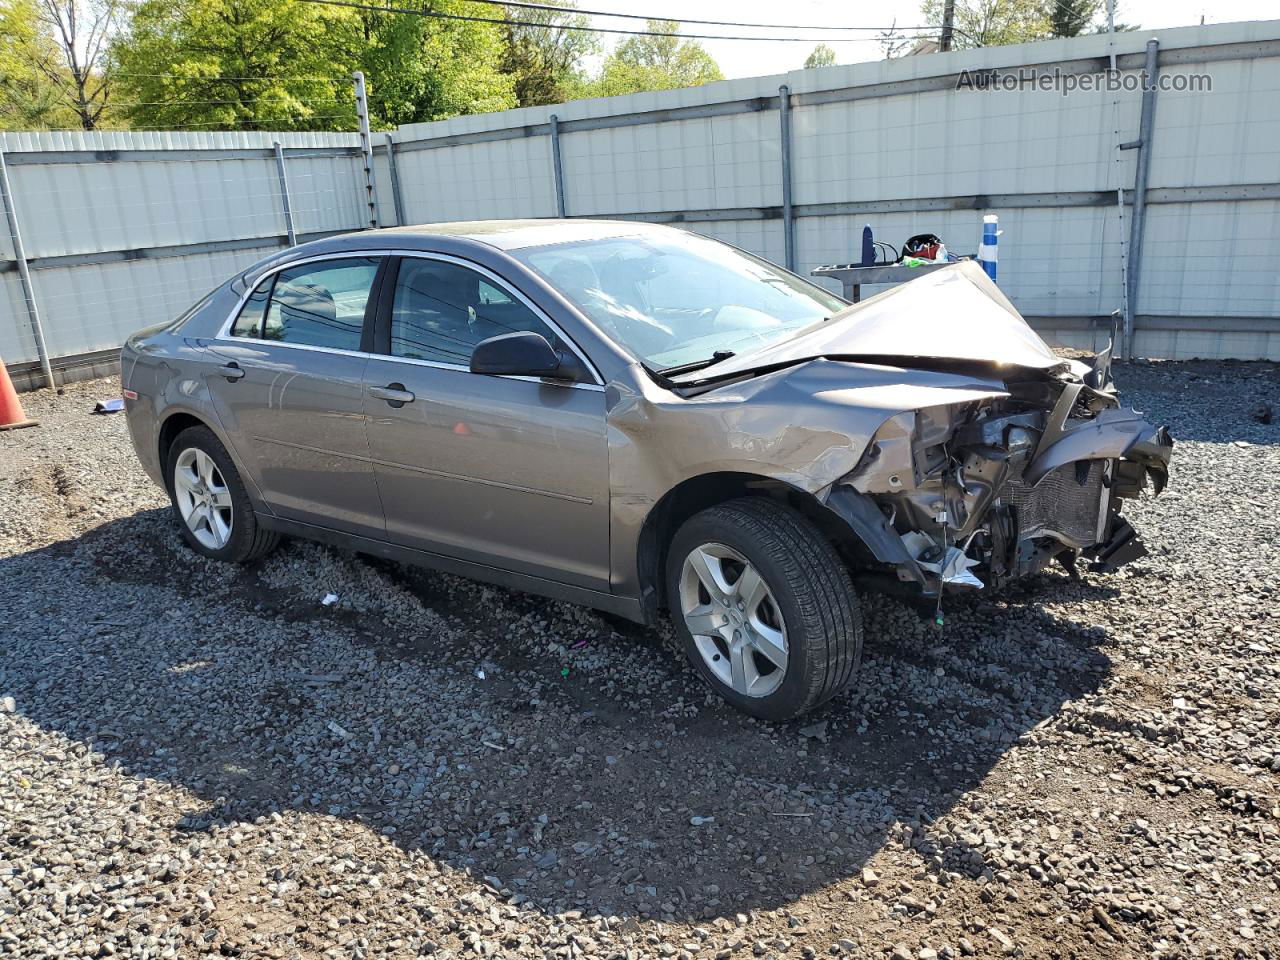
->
[470, 331, 563, 378]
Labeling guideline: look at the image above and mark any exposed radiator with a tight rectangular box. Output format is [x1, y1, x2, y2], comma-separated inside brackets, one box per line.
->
[1007, 460, 1107, 548]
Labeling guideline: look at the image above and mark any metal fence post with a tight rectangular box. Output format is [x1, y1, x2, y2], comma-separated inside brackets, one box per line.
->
[384, 134, 406, 226]
[1123, 38, 1160, 360]
[0, 149, 55, 390]
[352, 71, 380, 229]
[778, 85, 796, 272]
[549, 114, 567, 218]
[272, 141, 297, 246]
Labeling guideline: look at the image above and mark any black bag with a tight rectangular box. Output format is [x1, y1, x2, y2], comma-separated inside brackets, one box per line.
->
[902, 233, 944, 260]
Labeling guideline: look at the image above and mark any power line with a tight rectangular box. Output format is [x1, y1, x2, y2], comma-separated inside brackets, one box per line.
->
[113, 72, 338, 81]
[128, 113, 354, 129]
[112, 97, 348, 108]
[447, 0, 928, 33]
[291, 0, 943, 42]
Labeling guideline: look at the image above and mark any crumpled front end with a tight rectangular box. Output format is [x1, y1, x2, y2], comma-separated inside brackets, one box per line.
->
[639, 260, 1173, 603]
[831, 360, 1173, 594]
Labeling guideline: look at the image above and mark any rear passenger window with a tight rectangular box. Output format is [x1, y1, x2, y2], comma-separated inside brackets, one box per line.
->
[232, 258, 379, 350]
[390, 258, 561, 365]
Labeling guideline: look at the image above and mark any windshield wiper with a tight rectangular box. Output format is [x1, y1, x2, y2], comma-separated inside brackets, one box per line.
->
[656, 350, 736, 377]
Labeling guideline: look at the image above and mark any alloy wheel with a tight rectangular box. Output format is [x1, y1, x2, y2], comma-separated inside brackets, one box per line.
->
[678, 542, 789, 698]
[173, 447, 234, 550]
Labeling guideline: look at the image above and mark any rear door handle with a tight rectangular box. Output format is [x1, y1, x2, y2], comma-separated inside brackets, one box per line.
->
[369, 383, 415, 407]
[218, 362, 245, 382]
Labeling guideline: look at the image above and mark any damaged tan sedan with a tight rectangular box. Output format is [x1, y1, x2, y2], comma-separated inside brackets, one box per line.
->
[121, 221, 1173, 720]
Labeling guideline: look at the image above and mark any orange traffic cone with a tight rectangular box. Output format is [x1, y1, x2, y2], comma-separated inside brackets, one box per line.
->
[0, 355, 38, 431]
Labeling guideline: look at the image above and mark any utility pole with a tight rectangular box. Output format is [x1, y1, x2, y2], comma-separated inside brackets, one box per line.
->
[940, 0, 955, 51]
[352, 71, 380, 229]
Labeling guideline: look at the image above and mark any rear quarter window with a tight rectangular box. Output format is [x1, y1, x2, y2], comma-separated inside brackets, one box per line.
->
[231, 278, 273, 338]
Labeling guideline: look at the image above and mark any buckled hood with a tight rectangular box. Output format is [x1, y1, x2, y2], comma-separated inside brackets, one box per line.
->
[672, 260, 1064, 384]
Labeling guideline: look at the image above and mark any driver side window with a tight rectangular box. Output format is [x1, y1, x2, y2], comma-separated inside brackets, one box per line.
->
[389, 258, 561, 366]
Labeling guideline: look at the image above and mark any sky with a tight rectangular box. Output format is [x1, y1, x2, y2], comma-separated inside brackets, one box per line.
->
[573, 0, 1276, 79]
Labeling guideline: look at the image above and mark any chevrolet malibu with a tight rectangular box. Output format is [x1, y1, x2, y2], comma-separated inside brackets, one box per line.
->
[122, 220, 1173, 720]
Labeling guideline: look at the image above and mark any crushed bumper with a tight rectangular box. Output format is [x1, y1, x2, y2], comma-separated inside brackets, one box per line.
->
[832, 395, 1174, 594]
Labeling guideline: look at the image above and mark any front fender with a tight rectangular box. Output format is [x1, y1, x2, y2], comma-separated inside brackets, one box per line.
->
[1025, 405, 1173, 493]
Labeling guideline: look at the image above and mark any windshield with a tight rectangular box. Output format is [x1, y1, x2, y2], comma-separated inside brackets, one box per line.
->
[511, 230, 846, 372]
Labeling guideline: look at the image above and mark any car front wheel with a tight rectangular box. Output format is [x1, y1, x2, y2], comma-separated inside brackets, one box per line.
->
[165, 424, 279, 563]
[666, 498, 863, 721]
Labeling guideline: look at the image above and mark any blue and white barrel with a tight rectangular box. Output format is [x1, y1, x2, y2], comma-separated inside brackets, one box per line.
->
[978, 214, 999, 281]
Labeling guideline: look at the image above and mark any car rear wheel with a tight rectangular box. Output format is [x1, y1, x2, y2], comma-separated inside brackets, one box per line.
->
[166, 425, 279, 562]
[666, 498, 863, 721]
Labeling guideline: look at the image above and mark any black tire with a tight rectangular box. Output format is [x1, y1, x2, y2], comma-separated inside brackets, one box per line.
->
[665, 497, 863, 721]
[164, 425, 279, 563]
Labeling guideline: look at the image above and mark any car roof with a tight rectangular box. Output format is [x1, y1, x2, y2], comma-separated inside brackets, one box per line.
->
[232, 219, 680, 298]
[355, 218, 674, 252]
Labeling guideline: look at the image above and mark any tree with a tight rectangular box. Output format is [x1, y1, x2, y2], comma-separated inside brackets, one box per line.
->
[878, 20, 921, 59]
[111, 0, 515, 132]
[920, 0, 1051, 48]
[0, 0, 75, 128]
[803, 43, 837, 68]
[344, 0, 515, 127]
[499, 0, 598, 108]
[111, 0, 356, 131]
[574, 20, 722, 99]
[0, 0, 117, 129]
[1047, 0, 1101, 37]
[36, 0, 119, 129]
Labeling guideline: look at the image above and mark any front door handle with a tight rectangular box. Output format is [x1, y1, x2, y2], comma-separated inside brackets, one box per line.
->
[218, 362, 245, 382]
[369, 383, 415, 407]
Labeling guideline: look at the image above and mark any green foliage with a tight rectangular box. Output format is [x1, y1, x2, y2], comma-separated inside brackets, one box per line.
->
[1093, 20, 1140, 33]
[498, 1, 598, 108]
[572, 20, 722, 99]
[1048, 0, 1102, 37]
[20, 2, 725, 131]
[347, 0, 515, 127]
[803, 43, 837, 69]
[110, 0, 356, 131]
[920, 0, 1051, 48]
[0, 0, 71, 128]
[110, 0, 514, 132]
[1, 0, 119, 130]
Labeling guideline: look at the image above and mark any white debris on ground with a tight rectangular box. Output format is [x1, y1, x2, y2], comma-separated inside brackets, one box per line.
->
[0, 362, 1277, 959]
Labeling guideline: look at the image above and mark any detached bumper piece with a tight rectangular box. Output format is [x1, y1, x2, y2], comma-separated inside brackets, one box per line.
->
[1115, 424, 1174, 497]
[1086, 516, 1148, 572]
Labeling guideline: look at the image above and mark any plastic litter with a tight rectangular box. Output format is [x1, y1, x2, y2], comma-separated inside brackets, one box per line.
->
[901, 531, 984, 590]
[321, 593, 339, 606]
[93, 398, 125, 414]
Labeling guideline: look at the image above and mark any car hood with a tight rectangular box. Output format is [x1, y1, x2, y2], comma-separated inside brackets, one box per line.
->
[671, 260, 1064, 383]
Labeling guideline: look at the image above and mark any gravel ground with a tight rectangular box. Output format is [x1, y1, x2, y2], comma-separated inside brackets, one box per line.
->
[1, 361, 1277, 960]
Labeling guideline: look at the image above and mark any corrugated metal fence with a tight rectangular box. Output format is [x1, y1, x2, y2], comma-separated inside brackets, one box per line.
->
[0, 131, 367, 386]
[3, 19, 1279, 387]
